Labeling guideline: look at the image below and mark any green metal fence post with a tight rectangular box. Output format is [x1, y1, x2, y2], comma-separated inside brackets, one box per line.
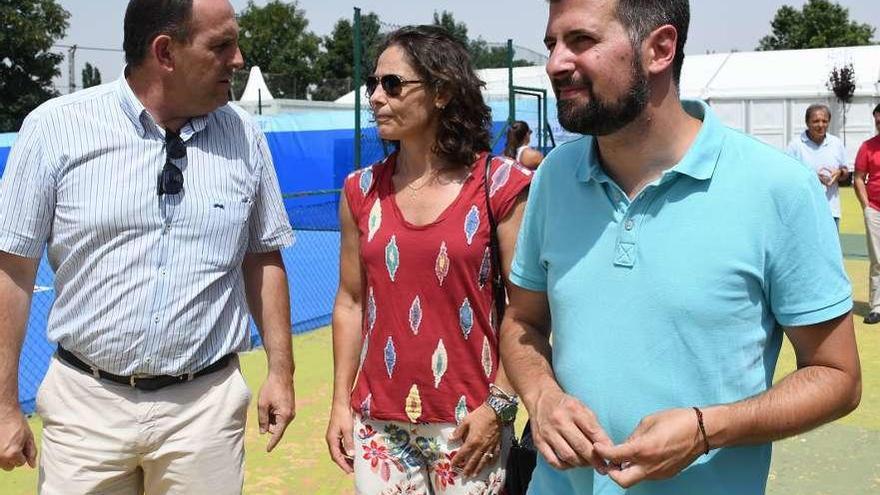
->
[542, 88, 550, 150]
[353, 7, 362, 170]
[507, 39, 515, 123]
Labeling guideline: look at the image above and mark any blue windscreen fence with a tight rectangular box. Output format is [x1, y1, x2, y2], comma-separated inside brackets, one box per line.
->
[2, 104, 516, 414]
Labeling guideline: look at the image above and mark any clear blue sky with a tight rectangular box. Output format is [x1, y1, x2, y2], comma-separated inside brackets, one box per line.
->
[54, 0, 880, 92]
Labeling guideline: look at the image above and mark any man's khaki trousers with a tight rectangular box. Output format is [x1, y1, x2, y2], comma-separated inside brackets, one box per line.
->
[36, 355, 250, 495]
[865, 206, 880, 312]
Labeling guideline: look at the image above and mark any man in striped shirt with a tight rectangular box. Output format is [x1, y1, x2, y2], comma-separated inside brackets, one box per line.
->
[0, 0, 296, 493]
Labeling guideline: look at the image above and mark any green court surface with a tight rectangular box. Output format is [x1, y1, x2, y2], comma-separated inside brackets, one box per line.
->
[2, 190, 878, 494]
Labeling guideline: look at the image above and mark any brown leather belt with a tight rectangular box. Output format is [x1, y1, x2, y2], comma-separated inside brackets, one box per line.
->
[56, 346, 233, 391]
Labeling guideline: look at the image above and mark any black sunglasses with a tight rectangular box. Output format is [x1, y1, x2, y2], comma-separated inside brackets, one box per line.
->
[366, 74, 424, 97]
[158, 130, 186, 196]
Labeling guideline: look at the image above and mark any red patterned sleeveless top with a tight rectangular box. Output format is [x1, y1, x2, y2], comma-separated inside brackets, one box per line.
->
[343, 151, 532, 424]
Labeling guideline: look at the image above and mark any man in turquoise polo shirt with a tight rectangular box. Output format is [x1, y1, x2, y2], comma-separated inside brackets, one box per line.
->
[499, 1, 862, 494]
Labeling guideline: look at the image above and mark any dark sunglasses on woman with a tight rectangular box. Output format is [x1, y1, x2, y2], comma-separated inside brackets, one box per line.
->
[365, 74, 423, 97]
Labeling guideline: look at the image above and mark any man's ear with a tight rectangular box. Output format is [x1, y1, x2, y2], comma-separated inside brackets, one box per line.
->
[643, 24, 677, 77]
[151, 35, 175, 72]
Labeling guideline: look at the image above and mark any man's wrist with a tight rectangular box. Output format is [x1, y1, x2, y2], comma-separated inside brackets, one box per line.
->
[521, 378, 562, 413]
[700, 405, 730, 450]
[265, 347, 294, 378]
[692, 407, 711, 455]
[266, 364, 294, 383]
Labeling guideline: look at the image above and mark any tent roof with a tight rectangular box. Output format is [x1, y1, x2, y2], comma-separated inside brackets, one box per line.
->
[240, 66, 274, 103]
[336, 45, 880, 104]
[683, 45, 880, 100]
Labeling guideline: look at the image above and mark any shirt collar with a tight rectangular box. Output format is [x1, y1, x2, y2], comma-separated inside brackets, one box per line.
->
[115, 68, 211, 141]
[671, 99, 724, 181]
[116, 70, 149, 138]
[576, 99, 724, 184]
[800, 130, 828, 147]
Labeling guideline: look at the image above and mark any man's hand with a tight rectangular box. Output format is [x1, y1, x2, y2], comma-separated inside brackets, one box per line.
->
[593, 408, 704, 488]
[257, 372, 295, 453]
[530, 386, 612, 472]
[0, 408, 36, 471]
[325, 404, 355, 473]
[450, 405, 501, 477]
[817, 169, 834, 186]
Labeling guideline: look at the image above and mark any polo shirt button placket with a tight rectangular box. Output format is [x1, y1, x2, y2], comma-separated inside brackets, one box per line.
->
[614, 214, 636, 267]
[615, 195, 644, 268]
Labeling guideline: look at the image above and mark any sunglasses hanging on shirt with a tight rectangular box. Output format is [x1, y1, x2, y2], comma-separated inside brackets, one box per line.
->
[365, 74, 424, 97]
[158, 130, 186, 196]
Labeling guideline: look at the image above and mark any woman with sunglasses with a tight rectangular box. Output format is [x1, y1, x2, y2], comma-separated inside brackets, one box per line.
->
[326, 25, 532, 494]
[503, 120, 544, 170]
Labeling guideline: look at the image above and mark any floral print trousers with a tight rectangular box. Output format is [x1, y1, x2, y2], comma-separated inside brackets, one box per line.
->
[353, 414, 509, 495]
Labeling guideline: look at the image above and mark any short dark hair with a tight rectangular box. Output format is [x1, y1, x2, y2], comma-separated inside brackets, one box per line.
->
[549, 0, 690, 85]
[124, 0, 194, 68]
[873, 103, 880, 116]
[376, 25, 491, 168]
[805, 103, 831, 122]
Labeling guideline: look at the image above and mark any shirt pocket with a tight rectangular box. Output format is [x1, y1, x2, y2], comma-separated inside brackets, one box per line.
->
[201, 196, 253, 269]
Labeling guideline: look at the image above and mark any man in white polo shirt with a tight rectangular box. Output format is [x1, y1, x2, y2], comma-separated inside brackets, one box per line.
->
[787, 103, 849, 230]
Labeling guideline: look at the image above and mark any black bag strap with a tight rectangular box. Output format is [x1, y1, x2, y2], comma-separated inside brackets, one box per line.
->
[482, 153, 506, 322]
[485, 154, 535, 455]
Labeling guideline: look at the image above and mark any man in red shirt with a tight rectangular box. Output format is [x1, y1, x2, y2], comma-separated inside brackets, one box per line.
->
[854, 103, 880, 324]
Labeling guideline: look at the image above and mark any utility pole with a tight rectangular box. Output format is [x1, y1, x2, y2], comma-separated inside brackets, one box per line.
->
[68, 45, 77, 94]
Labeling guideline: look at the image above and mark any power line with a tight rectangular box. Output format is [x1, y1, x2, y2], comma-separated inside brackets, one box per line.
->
[52, 44, 123, 53]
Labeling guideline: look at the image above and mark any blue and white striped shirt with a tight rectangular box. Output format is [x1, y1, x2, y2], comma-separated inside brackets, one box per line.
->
[0, 76, 294, 375]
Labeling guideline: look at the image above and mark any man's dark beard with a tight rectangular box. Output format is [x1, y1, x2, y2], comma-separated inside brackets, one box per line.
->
[555, 56, 650, 136]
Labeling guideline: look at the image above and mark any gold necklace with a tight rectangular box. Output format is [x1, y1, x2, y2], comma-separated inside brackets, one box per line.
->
[404, 172, 437, 198]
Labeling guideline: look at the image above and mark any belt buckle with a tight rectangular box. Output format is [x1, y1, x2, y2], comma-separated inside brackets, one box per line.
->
[129, 373, 155, 388]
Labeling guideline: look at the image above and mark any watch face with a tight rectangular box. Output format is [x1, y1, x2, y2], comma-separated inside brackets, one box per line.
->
[488, 395, 517, 424]
[498, 403, 517, 423]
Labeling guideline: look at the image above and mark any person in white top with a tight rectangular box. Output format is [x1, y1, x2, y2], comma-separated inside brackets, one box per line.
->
[503, 120, 544, 170]
[786, 103, 849, 229]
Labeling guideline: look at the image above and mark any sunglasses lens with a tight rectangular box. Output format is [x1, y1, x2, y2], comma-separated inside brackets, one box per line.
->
[366, 77, 379, 96]
[158, 162, 183, 196]
[381, 75, 403, 96]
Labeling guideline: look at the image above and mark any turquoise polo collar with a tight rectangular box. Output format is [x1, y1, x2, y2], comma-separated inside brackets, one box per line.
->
[576, 99, 725, 183]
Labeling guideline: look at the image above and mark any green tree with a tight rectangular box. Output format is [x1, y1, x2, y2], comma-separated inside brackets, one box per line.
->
[81, 62, 101, 89]
[758, 0, 875, 50]
[0, 0, 69, 131]
[431, 10, 531, 69]
[312, 12, 382, 101]
[237, 0, 320, 99]
[432, 11, 469, 48]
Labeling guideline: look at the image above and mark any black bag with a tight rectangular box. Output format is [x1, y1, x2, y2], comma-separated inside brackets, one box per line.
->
[506, 422, 537, 495]
[482, 155, 537, 495]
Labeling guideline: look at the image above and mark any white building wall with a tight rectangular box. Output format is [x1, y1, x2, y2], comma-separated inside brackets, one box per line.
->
[707, 95, 877, 165]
